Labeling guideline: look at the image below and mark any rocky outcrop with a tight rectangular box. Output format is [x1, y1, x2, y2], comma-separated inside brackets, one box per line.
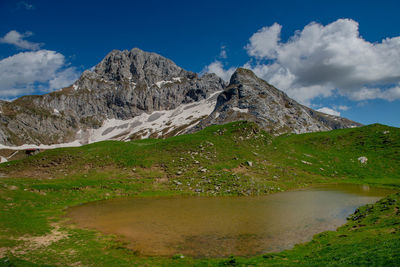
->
[0, 50, 360, 147]
[193, 68, 361, 135]
[0, 48, 225, 145]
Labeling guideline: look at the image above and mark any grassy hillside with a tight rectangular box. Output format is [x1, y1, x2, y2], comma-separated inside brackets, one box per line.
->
[0, 121, 399, 266]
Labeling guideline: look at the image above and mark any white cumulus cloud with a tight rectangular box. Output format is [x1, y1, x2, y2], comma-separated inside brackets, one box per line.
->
[244, 19, 400, 104]
[0, 50, 80, 98]
[316, 107, 341, 116]
[0, 30, 42, 50]
[245, 23, 282, 59]
[202, 61, 235, 82]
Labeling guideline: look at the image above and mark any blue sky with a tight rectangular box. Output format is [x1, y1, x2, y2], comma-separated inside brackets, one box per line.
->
[1, 0, 400, 127]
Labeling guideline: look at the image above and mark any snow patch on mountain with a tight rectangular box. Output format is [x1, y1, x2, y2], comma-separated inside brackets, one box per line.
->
[83, 90, 222, 142]
[155, 77, 182, 88]
[232, 107, 249, 113]
[0, 90, 222, 151]
[0, 141, 83, 151]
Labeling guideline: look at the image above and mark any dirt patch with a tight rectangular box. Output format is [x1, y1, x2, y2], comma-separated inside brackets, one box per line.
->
[132, 165, 169, 181]
[128, 129, 149, 140]
[231, 165, 249, 174]
[155, 177, 169, 183]
[1, 223, 69, 259]
[17, 224, 68, 250]
[0, 247, 7, 258]
[0, 149, 27, 161]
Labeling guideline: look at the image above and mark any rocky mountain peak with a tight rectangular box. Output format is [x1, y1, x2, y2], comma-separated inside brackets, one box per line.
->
[93, 48, 195, 85]
[0, 48, 225, 146]
[224, 68, 284, 103]
[0, 50, 360, 148]
[193, 67, 361, 135]
[229, 68, 259, 84]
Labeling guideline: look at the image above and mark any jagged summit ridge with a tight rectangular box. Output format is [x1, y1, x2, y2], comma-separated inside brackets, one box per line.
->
[0, 49, 360, 149]
[92, 48, 192, 85]
[194, 68, 361, 134]
[0, 48, 225, 146]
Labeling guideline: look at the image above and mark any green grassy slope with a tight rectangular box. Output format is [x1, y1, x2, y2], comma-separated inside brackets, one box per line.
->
[0, 121, 399, 266]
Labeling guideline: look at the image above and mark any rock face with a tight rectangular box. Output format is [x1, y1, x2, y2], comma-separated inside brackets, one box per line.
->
[193, 68, 360, 134]
[0, 48, 225, 146]
[0, 49, 360, 147]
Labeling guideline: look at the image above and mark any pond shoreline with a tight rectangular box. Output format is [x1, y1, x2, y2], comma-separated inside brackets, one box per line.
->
[65, 183, 397, 258]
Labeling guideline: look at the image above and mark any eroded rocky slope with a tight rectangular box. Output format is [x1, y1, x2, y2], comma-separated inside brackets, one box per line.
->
[0, 48, 225, 146]
[0, 49, 360, 148]
[194, 68, 360, 135]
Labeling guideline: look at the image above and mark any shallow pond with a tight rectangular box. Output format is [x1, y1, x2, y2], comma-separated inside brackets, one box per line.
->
[67, 184, 396, 257]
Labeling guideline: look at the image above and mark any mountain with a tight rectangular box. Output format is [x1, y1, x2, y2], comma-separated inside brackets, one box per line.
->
[0, 48, 360, 148]
[0, 48, 225, 146]
[193, 68, 360, 135]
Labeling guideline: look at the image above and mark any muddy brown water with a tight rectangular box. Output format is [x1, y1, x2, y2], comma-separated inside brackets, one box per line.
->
[67, 184, 396, 257]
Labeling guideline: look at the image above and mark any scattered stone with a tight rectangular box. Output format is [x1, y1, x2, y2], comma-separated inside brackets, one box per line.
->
[176, 171, 182, 175]
[173, 180, 182, 185]
[200, 168, 207, 173]
[358, 156, 368, 164]
[383, 131, 390, 134]
[301, 160, 312, 165]
[246, 161, 253, 167]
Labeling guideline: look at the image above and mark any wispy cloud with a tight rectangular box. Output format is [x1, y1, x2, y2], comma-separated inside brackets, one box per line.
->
[0, 30, 42, 50]
[316, 107, 341, 116]
[337, 105, 349, 111]
[17, 1, 35, 10]
[219, 45, 227, 59]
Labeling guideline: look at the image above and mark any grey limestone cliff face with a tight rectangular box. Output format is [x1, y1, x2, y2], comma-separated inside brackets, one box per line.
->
[0, 48, 225, 146]
[193, 68, 361, 134]
[0, 49, 361, 147]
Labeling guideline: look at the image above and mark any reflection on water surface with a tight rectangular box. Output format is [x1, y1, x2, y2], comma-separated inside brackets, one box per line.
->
[67, 184, 395, 257]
